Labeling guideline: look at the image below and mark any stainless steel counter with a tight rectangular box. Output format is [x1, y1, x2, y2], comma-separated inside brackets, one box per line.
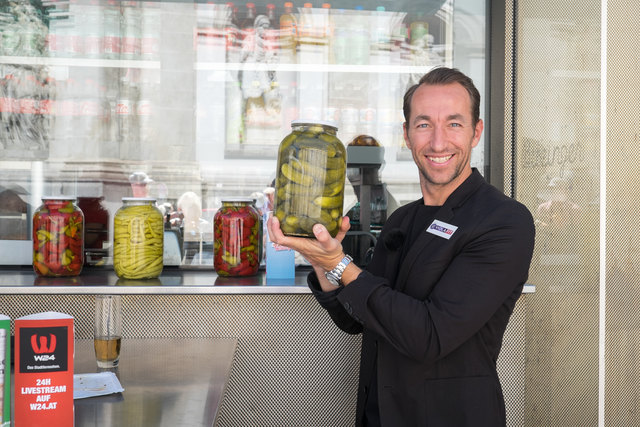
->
[0, 267, 312, 294]
[0, 267, 536, 294]
[73, 338, 237, 427]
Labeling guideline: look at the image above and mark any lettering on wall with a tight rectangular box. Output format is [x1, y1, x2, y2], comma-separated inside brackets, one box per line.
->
[520, 138, 586, 174]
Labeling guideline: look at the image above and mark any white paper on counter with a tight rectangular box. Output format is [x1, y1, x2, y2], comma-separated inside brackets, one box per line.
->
[74, 372, 124, 399]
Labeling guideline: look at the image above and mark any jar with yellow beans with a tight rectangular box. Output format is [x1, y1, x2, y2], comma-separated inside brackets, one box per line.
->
[274, 121, 347, 238]
[113, 197, 164, 279]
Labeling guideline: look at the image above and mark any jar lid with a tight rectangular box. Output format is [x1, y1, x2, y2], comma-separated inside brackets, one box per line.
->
[41, 196, 76, 201]
[221, 197, 255, 203]
[122, 197, 157, 202]
[291, 119, 338, 130]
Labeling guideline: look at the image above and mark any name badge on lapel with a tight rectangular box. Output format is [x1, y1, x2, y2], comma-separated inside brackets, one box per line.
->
[426, 219, 458, 240]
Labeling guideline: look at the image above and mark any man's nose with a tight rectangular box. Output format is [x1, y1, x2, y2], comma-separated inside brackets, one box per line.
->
[430, 126, 447, 151]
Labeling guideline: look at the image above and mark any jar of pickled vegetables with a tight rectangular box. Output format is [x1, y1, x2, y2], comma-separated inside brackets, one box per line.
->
[214, 198, 261, 277]
[274, 120, 346, 237]
[113, 197, 163, 279]
[32, 197, 84, 277]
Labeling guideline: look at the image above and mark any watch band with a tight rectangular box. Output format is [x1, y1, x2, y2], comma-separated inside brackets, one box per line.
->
[324, 254, 353, 287]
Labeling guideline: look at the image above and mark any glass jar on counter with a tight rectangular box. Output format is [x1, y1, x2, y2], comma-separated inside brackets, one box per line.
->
[32, 197, 84, 277]
[113, 197, 163, 279]
[274, 120, 347, 237]
[213, 198, 261, 277]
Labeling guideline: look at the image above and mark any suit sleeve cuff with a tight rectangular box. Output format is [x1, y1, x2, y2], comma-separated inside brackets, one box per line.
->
[307, 269, 343, 305]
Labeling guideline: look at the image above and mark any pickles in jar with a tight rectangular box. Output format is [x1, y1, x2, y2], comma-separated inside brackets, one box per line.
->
[274, 121, 346, 237]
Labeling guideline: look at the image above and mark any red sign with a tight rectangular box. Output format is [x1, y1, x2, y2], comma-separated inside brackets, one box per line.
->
[14, 312, 74, 427]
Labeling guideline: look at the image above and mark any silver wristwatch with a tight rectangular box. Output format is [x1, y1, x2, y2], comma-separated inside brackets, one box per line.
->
[324, 254, 353, 287]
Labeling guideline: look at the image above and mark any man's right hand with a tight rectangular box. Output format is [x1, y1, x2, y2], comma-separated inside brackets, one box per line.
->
[266, 214, 350, 274]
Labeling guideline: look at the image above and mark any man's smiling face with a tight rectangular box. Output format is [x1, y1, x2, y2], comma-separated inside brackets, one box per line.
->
[403, 82, 483, 205]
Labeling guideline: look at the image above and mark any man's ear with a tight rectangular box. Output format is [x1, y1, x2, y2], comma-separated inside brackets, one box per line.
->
[403, 122, 411, 149]
[472, 119, 484, 148]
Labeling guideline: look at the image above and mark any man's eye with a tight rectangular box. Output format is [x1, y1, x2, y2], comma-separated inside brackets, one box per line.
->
[417, 123, 429, 128]
[450, 123, 462, 127]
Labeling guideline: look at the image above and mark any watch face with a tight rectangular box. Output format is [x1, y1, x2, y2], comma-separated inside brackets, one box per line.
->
[325, 272, 340, 287]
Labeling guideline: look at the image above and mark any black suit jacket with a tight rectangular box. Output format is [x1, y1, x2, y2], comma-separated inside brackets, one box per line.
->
[309, 169, 535, 426]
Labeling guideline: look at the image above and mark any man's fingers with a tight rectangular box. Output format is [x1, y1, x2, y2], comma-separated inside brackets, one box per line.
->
[313, 217, 350, 243]
[267, 215, 286, 244]
[312, 223, 331, 245]
[335, 216, 351, 242]
[268, 215, 306, 252]
[269, 215, 348, 260]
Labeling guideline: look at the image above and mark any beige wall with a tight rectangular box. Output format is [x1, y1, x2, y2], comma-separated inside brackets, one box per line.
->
[510, 1, 640, 425]
[604, 2, 640, 425]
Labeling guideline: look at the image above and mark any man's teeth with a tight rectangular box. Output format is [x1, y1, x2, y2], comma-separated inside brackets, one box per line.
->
[428, 155, 453, 164]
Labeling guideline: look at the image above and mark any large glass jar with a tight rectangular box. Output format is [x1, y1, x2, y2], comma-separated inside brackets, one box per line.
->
[32, 197, 84, 277]
[113, 197, 163, 279]
[274, 121, 346, 237]
[213, 198, 261, 277]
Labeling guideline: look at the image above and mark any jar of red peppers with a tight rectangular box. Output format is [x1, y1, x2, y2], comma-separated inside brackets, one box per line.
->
[32, 197, 84, 277]
[214, 198, 261, 277]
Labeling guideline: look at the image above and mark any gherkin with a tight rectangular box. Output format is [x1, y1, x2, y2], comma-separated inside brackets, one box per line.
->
[274, 121, 346, 238]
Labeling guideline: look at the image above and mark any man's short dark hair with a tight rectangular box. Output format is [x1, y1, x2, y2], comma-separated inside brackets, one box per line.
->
[403, 67, 481, 127]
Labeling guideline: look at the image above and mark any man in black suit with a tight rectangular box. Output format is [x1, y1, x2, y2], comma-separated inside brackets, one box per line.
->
[268, 67, 535, 426]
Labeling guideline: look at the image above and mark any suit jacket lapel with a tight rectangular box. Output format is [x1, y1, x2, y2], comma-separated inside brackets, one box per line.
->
[394, 205, 453, 292]
[394, 169, 486, 292]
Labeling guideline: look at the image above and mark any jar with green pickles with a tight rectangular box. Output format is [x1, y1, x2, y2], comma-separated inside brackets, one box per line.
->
[274, 121, 346, 237]
[113, 197, 164, 279]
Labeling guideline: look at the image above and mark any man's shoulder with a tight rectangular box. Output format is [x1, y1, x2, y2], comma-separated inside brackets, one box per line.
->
[469, 182, 534, 227]
[386, 198, 422, 223]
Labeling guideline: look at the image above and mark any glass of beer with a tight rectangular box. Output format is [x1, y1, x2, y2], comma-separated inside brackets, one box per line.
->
[94, 295, 122, 368]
